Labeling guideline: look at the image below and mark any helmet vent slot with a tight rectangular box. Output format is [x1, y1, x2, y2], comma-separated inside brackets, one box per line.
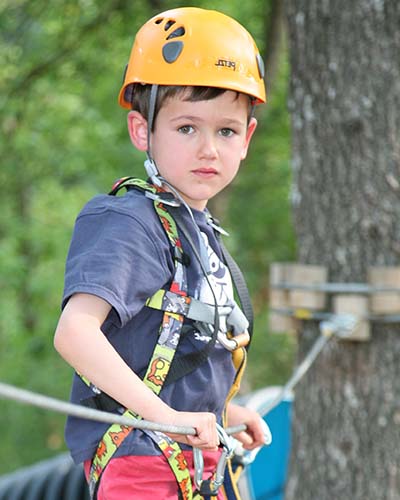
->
[154, 18, 163, 24]
[164, 19, 176, 31]
[167, 26, 185, 40]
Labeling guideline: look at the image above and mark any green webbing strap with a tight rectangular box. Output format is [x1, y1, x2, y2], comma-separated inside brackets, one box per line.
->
[83, 178, 194, 499]
[109, 176, 156, 196]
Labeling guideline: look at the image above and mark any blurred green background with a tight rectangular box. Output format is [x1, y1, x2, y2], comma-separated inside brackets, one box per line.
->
[0, 0, 295, 473]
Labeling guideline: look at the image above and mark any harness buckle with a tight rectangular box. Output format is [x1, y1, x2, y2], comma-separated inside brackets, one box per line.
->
[193, 424, 236, 496]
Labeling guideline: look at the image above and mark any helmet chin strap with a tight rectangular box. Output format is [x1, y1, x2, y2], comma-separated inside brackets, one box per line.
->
[143, 84, 211, 273]
[144, 84, 163, 187]
[144, 84, 187, 199]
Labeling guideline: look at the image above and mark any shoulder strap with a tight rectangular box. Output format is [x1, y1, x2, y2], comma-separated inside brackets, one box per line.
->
[109, 176, 180, 207]
[83, 178, 194, 499]
[219, 241, 254, 342]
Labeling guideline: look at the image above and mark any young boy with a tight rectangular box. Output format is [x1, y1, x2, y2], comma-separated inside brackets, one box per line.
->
[54, 7, 267, 500]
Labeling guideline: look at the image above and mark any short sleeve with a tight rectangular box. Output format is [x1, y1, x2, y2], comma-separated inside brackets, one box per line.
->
[62, 193, 173, 326]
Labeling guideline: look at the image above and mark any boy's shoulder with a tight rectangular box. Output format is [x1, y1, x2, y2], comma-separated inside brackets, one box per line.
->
[79, 186, 157, 221]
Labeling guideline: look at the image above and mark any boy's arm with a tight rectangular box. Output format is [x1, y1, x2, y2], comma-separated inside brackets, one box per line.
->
[54, 292, 218, 450]
[226, 402, 267, 450]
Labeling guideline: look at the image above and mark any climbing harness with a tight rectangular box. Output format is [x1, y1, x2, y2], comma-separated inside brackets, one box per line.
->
[78, 177, 253, 499]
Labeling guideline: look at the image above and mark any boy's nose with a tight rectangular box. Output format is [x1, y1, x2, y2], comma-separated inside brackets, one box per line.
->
[198, 133, 218, 159]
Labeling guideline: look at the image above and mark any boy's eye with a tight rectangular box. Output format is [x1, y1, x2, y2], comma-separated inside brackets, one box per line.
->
[219, 128, 235, 137]
[178, 125, 194, 134]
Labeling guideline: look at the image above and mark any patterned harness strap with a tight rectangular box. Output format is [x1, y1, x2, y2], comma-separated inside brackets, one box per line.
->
[81, 177, 195, 500]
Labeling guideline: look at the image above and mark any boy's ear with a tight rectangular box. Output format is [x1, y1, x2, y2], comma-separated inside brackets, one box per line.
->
[127, 111, 148, 151]
[241, 117, 258, 160]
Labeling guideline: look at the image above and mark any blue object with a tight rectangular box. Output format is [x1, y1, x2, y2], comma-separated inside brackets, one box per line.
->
[237, 387, 293, 500]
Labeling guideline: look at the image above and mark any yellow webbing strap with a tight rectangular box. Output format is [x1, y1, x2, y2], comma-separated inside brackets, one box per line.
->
[88, 309, 194, 499]
[86, 179, 193, 499]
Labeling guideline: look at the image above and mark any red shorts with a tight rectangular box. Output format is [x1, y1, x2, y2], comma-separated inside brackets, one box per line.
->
[84, 450, 226, 500]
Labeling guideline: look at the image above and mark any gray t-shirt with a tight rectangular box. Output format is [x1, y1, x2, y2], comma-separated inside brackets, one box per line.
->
[62, 187, 237, 464]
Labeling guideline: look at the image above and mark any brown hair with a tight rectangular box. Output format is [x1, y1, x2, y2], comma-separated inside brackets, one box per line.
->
[126, 84, 254, 128]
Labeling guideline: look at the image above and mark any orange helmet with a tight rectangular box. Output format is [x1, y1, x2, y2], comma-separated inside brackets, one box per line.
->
[118, 7, 266, 108]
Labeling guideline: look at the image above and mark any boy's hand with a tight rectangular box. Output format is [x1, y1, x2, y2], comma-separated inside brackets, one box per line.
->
[226, 403, 267, 450]
[165, 411, 219, 450]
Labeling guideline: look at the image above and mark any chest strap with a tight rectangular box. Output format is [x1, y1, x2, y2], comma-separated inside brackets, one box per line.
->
[146, 290, 250, 350]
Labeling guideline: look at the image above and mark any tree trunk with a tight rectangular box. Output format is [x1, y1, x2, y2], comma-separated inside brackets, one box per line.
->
[284, 1, 400, 499]
[264, 0, 286, 89]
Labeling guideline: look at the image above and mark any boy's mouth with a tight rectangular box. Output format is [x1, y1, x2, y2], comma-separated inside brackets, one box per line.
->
[192, 167, 218, 178]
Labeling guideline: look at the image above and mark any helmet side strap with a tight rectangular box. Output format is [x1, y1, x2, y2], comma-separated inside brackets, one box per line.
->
[144, 84, 163, 186]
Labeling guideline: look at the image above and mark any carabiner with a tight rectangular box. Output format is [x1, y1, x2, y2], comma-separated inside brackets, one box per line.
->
[193, 424, 236, 496]
[217, 330, 250, 351]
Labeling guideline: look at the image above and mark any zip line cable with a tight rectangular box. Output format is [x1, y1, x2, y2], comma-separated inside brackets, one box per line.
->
[256, 328, 333, 417]
[256, 314, 357, 417]
[0, 381, 195, 436]
[0, 314, 355, 438]
[228, 313, 358, 433]
[0, 380, 246, 436]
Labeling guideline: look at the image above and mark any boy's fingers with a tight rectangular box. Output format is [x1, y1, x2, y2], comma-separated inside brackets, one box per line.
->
[187, 435, 219, 451]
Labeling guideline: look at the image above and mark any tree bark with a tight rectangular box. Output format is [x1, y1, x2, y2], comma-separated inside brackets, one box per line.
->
[264, 0, 286, 89]
[285, 1, 400, 499]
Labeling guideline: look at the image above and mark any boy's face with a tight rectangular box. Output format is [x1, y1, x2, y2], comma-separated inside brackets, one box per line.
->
[135, 90, 257, 211]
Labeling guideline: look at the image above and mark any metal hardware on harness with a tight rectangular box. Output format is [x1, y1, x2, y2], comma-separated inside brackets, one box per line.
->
[193, 424, 236, 496]
[218, 331, 250, 351]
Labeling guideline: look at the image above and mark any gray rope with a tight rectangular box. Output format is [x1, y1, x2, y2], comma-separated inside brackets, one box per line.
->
[1, 316, 351, 437]
[0, 381, 249, 437]
[255, 315, 353, 417]
[224, 333, 330, 435]
[256, 332, 331, 417]
[219, 319, 345, 435]
[0, 382, 195, 436]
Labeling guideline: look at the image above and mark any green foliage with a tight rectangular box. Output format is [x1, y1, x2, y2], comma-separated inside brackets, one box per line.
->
[0, 0, 294, 474]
